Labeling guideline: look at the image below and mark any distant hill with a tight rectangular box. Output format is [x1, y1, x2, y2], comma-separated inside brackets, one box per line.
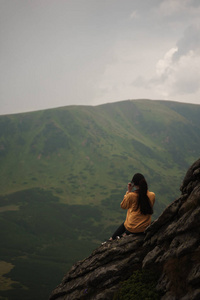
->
[0, 99, 200, 300]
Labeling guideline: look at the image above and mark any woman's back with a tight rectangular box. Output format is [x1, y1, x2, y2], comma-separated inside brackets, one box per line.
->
[121, 190, 155, 233]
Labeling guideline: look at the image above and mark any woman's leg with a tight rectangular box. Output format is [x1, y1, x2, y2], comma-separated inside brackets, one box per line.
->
[111, 223, 126, 240]
[124, 229, 133, 236]
[124, 230, 145, 236]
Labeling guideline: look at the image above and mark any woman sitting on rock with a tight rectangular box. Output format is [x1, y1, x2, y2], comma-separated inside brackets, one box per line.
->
[110, 173, 155, 240]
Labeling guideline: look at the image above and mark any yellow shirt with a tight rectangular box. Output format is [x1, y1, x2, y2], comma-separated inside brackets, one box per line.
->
[121, 190, 155, 233]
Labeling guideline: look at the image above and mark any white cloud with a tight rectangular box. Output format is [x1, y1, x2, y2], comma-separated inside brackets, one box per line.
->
[157, 0, 185, 15]
[170, 51, 200, 95]
[130, 10, 139, 19]
[151, 24, 200, 99]
[174, 24, 200, 59]
[157, 0, 200, 17]
[156, 47, 178, 77]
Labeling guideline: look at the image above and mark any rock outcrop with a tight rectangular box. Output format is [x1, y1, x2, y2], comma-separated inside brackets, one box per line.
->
[49, 159, 200, 300]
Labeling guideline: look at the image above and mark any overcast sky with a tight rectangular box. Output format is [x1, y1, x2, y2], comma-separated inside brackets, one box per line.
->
[1, 0, 200, 115]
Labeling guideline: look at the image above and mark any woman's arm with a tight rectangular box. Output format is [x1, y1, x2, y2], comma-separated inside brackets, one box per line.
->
[120, 192, 132, 209]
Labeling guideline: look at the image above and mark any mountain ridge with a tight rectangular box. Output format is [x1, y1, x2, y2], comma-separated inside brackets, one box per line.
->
[1, 99, 200, 202]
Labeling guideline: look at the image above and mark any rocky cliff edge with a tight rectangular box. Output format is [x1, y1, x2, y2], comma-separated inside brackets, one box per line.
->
[49, 158, 200, 300]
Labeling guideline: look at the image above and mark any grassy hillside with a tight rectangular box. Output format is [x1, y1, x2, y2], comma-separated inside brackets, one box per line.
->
[0, 99, 200, 299]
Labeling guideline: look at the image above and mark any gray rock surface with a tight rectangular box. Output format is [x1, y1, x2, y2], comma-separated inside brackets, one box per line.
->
[49, 158, 200, 300]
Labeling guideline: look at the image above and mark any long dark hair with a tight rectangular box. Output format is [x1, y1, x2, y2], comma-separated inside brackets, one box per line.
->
[131, 173, 153, 215]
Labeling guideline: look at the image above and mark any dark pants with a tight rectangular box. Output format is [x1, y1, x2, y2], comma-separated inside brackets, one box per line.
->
[112, 222, 145, 240]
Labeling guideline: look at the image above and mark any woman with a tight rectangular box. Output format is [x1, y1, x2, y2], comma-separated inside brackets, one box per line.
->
[110, 173, 155, 240]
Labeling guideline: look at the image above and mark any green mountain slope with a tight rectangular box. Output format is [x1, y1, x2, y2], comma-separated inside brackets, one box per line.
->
[0, 99, 200, 299]
[1, 99, 199, 204]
